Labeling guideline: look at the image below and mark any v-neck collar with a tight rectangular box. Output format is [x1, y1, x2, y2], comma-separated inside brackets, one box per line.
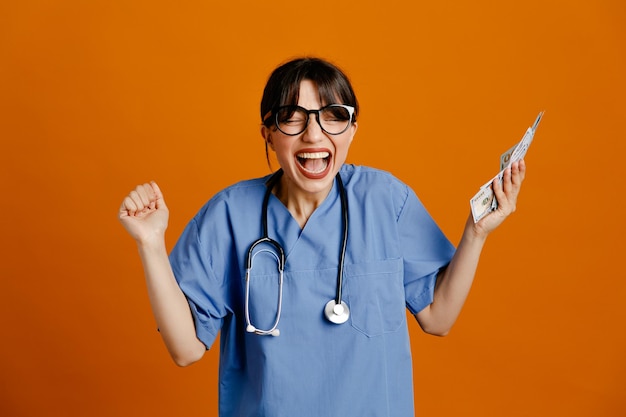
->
[266, 178, 339, 259]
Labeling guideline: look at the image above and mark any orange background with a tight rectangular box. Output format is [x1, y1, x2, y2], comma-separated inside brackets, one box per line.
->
[1, 1, 625, 416]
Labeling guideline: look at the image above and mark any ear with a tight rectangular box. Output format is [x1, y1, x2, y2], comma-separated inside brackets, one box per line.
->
[261, 125, 275, 151]
[348, 122, 358, 145]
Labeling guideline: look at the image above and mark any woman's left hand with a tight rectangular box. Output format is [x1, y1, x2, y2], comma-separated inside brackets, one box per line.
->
[471, 159, 526, 237]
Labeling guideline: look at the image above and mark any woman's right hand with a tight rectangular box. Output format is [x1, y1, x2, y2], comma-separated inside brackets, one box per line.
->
[118, 181, 169, 244]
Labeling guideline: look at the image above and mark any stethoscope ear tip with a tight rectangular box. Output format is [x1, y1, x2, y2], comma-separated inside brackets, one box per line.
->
[246, 324, 280, 337]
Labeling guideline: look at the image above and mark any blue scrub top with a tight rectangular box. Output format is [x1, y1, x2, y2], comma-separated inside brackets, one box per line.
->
[169, 164, 455, 417]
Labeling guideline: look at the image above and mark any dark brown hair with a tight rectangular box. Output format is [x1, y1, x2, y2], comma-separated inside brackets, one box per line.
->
[261, 57, 359, 125]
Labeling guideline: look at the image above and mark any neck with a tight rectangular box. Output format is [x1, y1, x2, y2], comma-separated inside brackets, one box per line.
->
[274, 175, 333, 229]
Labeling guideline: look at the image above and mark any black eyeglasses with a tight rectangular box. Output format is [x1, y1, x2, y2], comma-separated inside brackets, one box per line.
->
[264, 104, 356, 136]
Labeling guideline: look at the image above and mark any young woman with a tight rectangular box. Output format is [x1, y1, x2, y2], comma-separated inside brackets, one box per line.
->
[118, 57, 525, 417]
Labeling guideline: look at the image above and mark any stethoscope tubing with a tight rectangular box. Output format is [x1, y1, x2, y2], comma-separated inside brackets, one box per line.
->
[244, 248, 284, 336]
[335, 172, 348, 306]
[244, 169, 349, 336]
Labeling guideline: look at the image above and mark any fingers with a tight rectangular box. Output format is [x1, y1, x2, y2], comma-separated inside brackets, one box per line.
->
[491, 176, 507, 211]
[511, 159, 526, 185]
[119, 182, 162, 217]
[494, 160, 526, 215]
[475, 161, 528, 235]
[150, 181, 167, 210]
[504, 160, 526, 189]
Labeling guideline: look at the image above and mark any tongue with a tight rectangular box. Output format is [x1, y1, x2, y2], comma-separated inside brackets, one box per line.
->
[301, 158, 327, 173]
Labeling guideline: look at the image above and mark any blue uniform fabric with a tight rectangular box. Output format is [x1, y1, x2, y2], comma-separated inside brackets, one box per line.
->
[169, 164, 455, 417]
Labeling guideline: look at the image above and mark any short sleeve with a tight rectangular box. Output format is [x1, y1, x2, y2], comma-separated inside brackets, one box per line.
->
[395, 184, 456, 314]
[169, 212, 228, 349]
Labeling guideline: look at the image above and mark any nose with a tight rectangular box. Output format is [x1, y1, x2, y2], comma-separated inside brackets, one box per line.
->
[302, 113, 324, 142]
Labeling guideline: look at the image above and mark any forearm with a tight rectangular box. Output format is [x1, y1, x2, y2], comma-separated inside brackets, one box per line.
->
[416, 214, 487, 335]
[137, 239, 206, 366]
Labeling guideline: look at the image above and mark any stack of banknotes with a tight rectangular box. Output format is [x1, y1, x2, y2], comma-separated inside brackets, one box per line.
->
[470, 111, 544, 223]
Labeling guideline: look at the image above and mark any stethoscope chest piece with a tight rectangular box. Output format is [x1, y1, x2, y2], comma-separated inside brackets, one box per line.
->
[324, 300, 350, 324]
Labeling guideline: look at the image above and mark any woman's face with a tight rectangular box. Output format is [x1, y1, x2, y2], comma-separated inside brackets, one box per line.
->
[262, 79, 357, 199]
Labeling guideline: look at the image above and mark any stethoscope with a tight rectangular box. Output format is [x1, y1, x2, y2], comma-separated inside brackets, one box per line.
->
[244, 169, 349, 336]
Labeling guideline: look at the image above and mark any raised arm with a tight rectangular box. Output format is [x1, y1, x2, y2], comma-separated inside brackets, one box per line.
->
[119, 182, 206, 366]
[415, 160, 526, 336]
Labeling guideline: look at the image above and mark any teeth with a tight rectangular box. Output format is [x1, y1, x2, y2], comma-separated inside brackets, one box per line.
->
[297, 152, 329, 159]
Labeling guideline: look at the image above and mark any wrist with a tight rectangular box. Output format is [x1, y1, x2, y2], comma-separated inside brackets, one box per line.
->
[136, 233, 168, 254]
[463, 214, 489, 244]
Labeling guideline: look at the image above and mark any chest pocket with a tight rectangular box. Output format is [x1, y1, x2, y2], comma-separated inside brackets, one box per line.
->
[344, 258, 406, 337]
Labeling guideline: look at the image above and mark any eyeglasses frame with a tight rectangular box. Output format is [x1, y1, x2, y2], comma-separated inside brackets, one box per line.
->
[264, 104, 356, 136]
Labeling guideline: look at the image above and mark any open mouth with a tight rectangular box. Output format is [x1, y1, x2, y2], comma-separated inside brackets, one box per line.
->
[296, 151, 331, 178]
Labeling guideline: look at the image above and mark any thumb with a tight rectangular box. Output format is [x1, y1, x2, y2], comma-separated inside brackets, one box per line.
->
[150, 181, 168, 210]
